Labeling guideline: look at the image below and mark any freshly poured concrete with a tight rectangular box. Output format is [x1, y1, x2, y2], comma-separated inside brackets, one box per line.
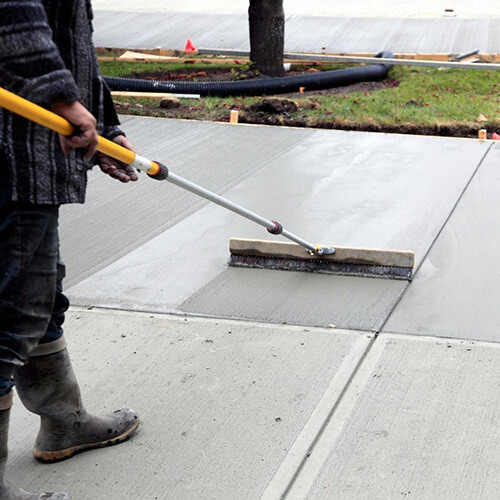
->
[65, 194, 406, 330]
[182, 268, 406, 331]
[385, 144, 500, 342]
[288, 334, 500, 499]
[60, 118, 315, 287]
[64, 119, 490, 330]
[9, 308, 372, 500]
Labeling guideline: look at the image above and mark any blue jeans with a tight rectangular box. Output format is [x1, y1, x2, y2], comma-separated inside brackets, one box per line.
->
[0, 155, 68, 396]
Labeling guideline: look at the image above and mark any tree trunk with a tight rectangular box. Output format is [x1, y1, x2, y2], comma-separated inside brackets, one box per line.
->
[248, 0, 284, 77]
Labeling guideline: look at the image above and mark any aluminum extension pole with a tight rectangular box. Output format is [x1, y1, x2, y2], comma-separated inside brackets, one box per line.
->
[165, 171, 334, 255]
[0, 86, 334, 256]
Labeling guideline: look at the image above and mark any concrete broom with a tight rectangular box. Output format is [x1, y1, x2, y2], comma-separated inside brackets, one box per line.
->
[0, 86, 414, 279]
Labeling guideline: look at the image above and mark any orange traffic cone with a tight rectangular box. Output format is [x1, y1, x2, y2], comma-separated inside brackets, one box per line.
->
[184, 39, 196, 53]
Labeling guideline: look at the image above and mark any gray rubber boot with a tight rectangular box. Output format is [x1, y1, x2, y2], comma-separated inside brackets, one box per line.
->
[0, 397, 71, 499]
[13, 349, 140, 463]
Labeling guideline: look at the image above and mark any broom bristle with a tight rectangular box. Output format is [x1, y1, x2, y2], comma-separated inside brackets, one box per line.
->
[229, 254, 413, 280]
[228, 238, 414, 280]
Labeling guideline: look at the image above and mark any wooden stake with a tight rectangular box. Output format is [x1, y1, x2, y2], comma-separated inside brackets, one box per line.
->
[230, 110, 239, 124]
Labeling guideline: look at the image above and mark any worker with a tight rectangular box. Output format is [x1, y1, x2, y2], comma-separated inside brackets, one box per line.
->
[0, 2, 140, 498]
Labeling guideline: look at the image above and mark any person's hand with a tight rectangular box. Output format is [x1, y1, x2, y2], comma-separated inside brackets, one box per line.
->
[96, 135, 138, 183]
[51, 101, 98, 162]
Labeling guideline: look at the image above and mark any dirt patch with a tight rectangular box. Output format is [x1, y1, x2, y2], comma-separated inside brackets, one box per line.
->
[237, 115, 480, 138]
[248, 98, 298, 114]
[129, 67, 236, 82]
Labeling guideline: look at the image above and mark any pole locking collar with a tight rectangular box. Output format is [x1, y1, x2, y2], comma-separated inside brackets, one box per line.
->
[267, 220, 283, 235]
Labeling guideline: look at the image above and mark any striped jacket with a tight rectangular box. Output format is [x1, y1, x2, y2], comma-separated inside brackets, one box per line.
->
[0, 0, 123, 204]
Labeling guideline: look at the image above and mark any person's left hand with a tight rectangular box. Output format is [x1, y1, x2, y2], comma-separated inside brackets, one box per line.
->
[97, 135, 139, 183]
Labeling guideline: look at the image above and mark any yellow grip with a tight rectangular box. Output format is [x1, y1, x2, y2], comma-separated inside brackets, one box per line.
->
[97, 136, 135, 164]
[0, 86, 136, 165]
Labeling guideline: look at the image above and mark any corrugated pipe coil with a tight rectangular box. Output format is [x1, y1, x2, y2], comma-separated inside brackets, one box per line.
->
[104, 51, 394, 97]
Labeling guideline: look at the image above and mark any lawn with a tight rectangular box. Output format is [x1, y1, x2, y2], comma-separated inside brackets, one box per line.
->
[99, 58, 500, 138]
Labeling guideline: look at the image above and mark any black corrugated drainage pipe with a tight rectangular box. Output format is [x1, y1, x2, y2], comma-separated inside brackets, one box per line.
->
[104, 51, 394, 97]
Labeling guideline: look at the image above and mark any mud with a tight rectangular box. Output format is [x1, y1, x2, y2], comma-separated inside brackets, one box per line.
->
[238, 115, 481, 138]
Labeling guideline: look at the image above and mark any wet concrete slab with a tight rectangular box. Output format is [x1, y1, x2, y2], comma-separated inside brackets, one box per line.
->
[384, 144, 500, 343]
[60, 118, 314, 287]
[62, 173, 404, 331]
[182, 268, 406, 331]
[65, 119, 489, 330]
[284, 334, 500, 499]
[9, 308, 372, 500]
[61, 179, 406, 331]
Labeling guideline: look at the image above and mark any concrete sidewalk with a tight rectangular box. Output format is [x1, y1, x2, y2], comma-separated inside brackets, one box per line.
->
[10, 310, 500, 499]
[8, 118, 500, 499]
[92, 1, 500, 54]
[91, 0, 499, 18]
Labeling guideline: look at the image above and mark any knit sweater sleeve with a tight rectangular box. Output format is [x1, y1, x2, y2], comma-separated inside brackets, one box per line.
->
[0, 1, 80, 104]
[99, 72, 126, 140]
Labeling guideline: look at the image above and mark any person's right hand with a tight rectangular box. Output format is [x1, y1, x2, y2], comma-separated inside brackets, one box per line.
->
[50, 101, 98, 162]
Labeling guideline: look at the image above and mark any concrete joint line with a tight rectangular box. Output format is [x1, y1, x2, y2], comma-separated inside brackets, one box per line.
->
[380, 331, 500, 349]
[411, 142, 493, 280]
[378, 142, 494, 334]
[260, 334, 376, 500]
[271, 334, 387, 500]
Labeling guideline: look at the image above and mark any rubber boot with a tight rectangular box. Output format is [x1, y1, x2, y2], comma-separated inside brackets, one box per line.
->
[13, 348, 139, 463]
[0, 393, 70, 499]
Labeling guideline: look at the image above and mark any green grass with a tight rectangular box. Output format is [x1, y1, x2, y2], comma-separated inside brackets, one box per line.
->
[100, 60, 500, 136]
[301, 66, 499, 126]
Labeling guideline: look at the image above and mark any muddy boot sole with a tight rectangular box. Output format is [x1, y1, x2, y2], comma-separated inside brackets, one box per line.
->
[33, 417, 140, 463]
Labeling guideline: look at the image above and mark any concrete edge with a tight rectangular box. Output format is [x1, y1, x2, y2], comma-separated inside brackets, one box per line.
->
[67, 305, 371, 338]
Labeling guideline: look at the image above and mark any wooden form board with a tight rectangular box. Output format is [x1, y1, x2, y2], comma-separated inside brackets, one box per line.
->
[99, 50, 242, 65]
[111, 91, 200, 100]
[97, 49, 499, 65]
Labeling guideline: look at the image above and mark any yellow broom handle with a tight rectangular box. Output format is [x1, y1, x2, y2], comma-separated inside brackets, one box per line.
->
[0, 86, 136, 165]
